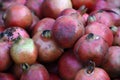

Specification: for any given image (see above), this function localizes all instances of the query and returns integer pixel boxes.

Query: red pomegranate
[102,46,120,78]
[58,49,83,80]
[20,63,50,80]
[0,41,12,71]
[75,61,110,80]
[32,17,55,36]
[71,0,97,12]
[87,10,114,27]
[52,14,84,48]
[3,4,33,29]
[32,30,63,62]
[74,33,109,66]
[42,0,72,19]
[85,22,113,46]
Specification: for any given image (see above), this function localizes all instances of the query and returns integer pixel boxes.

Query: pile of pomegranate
[0,0,120,80]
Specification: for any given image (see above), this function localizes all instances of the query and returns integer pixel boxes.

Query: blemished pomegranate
[75,61,110,80]
[32,30,63,62]
[41,0,72,19]
[32,17,55,36]
[52,14,84,48]
[0,27,29,43]
[20,63,50,80]
[0,41,12,71]
[74,33,109,66]
[58,49,83,80]
[10,37,38,65]
[85,22,113,46]
[0,73,16,80]
[102,46,120,78]
[3,4,33,29]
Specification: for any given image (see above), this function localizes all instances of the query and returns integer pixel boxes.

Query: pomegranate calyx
[22,63,30,72]
[86,33,94,40]
[87,15,96,23]
[78,5,88,15]
[109,26,118,32]
[86,61,95,74]
[41,30,51,38]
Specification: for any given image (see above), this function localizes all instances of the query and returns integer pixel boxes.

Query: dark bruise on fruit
[0,27,17,41]
[52,15,84,48]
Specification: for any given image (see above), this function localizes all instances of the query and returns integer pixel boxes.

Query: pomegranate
[71,0,97,12]
[0,27,29,43]
[10,37,38,65]
[102,46,120,78]
[25,0,44,18]
[32,17,55,36]
[0,41,12,71]
[42,0,72,19]
[58,8,86,25]
[0,73,16,80]
[32,30,63,62]
[20,63,49,80]
[85,22,113,46]
[75,61,110,80]
[87,10,114,27]
[52,15,84,48]
[58,49,83,80]
[3,4,33,29]
[74,33,109,66]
